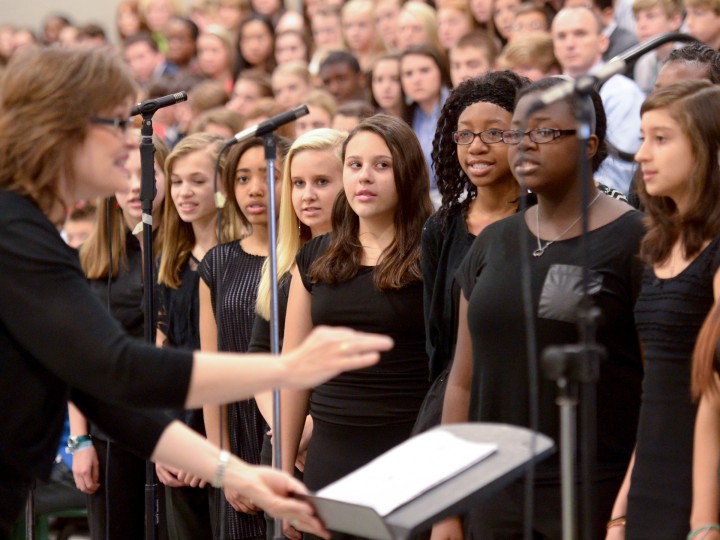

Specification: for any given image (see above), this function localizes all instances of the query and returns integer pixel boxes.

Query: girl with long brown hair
[280,115,432,539]
[607,80,720,539]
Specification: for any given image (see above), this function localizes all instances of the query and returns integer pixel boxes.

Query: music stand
[302,423,554,539]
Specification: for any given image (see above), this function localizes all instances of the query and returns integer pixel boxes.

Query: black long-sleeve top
[0,192,194,508]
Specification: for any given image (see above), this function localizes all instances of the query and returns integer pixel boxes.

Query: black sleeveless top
[627,234,720,539]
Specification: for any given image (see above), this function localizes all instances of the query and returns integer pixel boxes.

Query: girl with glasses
[436,76,644,538]
[421,69,529,409]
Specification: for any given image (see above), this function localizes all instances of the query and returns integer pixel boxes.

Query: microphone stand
[25,483,35,540]
[139,113,159,540]
[540,93,605,540]
[261,133,285,540]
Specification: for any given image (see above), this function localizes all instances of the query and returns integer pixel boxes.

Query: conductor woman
[0,45,391,537]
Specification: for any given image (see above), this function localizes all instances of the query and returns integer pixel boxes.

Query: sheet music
[316,429,497,516]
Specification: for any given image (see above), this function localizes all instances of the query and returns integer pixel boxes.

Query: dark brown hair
[309,114,432,290]
[221,136,291,231]
[638,80,720,266]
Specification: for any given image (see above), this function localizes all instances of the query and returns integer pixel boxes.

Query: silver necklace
[533,191,602,257]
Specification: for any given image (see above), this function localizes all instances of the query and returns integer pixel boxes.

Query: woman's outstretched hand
[282,326,393,388]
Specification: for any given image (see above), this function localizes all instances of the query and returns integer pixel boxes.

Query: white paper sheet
[316,430,497,516]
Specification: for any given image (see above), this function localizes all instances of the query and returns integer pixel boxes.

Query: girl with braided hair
[422,70,530,385]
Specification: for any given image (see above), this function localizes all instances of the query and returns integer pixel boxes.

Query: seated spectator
[368,53,408,119]
[497,32,561,81]
[272,61,312,109]
[397,2,442,52]
[76,23,109,47]
[331,100,375,131]
[123,32,177,90]
[196,24,235,94]
[565,0,639,62]
[237,13,276,73]
[165,17,199,73]
[342,0,386,71]
[11,28,38,54]
[631,0,683,93]
[508,3,552,40]
[448,30,499,87]
[400,44,451,204]
[42,14,72,45]
[64,203,98,250]
[319,50,367,104]
[139,0,186,52]
[295,89,337,136]
[243,98,297,139]
[437,0,476,50]
[189,106,244,137]
[249,0,285,26]
[116,0,148,40]
[684,0,720,50]
[275,30,310,65]
[58,25,79,46]
[655,42,720,88]
[492,0,522,42]
[275,10,306,34]
[310,6,344,53]
[215,0,250,39]
[552,6,644,194]
[374,0,402,50]
[227,69,273,116]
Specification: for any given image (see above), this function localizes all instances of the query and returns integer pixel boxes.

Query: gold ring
[340,342,350,352]
[290,518,300,528]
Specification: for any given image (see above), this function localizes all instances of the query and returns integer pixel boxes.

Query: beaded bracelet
[212,450,230,488]
[687,524,720,540]
[606,516,626,529]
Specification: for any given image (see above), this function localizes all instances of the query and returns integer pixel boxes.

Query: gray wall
[2,0,124,45]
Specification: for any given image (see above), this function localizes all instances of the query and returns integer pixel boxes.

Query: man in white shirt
[552,6,645,194]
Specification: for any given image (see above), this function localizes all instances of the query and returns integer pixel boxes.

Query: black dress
[455,210,645,539]
[157,256,213,540]
[422,209,477,381]
[198,241,266,540]
[296,236,430,497]
[626,234,720,539]
[86,231,152,540]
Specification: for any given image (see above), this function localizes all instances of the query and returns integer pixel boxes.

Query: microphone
[228,104,309,144]
[529,32,699,112]
[130,91,188,116]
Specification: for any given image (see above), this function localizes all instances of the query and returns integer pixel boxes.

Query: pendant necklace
[533,191,602,257]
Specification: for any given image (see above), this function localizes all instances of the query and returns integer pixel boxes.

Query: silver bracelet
[212,450,230,488]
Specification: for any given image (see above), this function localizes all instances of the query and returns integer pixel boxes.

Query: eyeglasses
[89,116,132,133]
[501,128,577,145]
[452,128,505,145]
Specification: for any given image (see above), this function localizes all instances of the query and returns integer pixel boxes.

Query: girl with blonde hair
[71,133,168,539]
